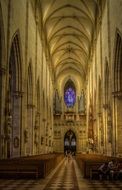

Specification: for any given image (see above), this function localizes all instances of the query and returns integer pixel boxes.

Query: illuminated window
[64,84,76,107]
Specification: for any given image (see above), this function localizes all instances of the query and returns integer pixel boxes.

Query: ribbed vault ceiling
[40,0,99,83]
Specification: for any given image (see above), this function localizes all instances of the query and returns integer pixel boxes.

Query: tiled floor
[43,157,79,190]
[0,157,122,190]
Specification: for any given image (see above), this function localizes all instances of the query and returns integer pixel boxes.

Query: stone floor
[0,157,122,190]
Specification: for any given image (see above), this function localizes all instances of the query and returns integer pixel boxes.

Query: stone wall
[0,0,54,158]
[86,0,122,156]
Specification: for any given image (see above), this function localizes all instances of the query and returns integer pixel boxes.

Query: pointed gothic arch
[7,31,22,158]
[64,79,76,107]
[113,30,122,155]
[114,31,122,93]
[0,3,5,158]
[64,129,76,154]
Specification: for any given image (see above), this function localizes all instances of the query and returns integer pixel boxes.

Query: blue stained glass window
[64,87,76,107]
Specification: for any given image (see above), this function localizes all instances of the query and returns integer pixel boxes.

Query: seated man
[108,160,119,180]
[98,162,109,180]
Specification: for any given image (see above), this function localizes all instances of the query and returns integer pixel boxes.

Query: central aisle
[43,157,79,190]
[0,156,122,190]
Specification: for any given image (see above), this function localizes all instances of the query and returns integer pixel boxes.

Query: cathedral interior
[0,0,122,189]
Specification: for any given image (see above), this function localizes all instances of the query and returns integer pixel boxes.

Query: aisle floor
[0,157,122,190]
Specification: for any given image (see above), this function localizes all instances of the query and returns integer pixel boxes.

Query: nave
[0,157,122,190]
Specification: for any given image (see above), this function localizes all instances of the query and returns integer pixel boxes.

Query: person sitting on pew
[108,160,119,180]
[98,162,109,180]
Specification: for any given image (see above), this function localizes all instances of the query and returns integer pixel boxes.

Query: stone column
[34,111,40,155]
[98,112,104,153]
[0,67,6,158]
[25,104,35,156]
[12,91,23,158]
[112,92,122,156]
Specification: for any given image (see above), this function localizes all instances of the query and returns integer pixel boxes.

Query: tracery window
[64,87,76,107]
[64,80,76,107]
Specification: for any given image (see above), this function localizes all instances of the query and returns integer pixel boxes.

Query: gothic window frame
[64,80,76,107]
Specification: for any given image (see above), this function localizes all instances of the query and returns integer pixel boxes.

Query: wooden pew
[0,153,64,179]
[76,153,122,179]
[0,164,39,179]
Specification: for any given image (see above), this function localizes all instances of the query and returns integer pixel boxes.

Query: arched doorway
[64,130,76,155]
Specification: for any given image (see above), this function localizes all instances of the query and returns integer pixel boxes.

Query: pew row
[76,153,122,179]
[0,153,63,179]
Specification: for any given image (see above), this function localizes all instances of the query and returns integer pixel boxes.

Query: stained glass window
[64,87,76,107]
